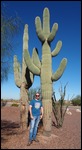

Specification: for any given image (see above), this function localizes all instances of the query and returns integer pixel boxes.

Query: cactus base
[43,130,51,137]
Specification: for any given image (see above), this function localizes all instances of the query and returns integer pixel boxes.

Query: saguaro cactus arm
[51,41,62,57]
[35,17,45,42]
[24,49,40,75]
[13,55,21,88]
[51,58,67,81]
[24,24,40,75]
[43,7,50,37]
[32,48,41,69]
[48,23,58,42]
[25,48,41,88]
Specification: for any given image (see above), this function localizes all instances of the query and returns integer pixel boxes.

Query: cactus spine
[24,8,67,135]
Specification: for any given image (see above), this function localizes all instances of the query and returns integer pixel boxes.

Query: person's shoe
[27,140,32,146]
[33,138,39,142]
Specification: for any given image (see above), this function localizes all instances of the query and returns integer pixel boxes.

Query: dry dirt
[1,106,81,149]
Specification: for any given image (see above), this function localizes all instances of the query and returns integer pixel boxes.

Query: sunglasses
[36,95,40,97]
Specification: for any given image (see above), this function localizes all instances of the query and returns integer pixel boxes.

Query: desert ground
[1,105,81,149]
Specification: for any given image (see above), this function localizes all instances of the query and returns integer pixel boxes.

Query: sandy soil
[1,106,81,149]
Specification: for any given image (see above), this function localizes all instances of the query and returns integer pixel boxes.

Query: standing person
[27,92,43,146]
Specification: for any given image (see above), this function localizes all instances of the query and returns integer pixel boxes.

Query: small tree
[1,2,22,81]
[52,83,69,128]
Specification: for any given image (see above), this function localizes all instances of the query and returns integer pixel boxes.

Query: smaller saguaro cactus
[13,24,38,130]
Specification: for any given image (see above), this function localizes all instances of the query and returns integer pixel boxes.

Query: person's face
[35,94,40,99]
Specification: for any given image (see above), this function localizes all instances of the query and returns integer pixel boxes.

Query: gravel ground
[1,106,81,149]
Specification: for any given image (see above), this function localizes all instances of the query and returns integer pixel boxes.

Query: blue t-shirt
[29,99,43,116]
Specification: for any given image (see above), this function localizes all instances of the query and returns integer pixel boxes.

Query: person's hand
[40,115,43,119]
[31,115,34,119]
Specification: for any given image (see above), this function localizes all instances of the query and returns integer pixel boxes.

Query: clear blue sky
[1,1,81,100]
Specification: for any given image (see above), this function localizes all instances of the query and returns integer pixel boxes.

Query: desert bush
[52,83,69,128]
[11,103,19,107]
[71,99,81,106]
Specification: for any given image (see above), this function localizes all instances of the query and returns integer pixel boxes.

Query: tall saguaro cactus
[13,25,37,130]
[24,8,67,135]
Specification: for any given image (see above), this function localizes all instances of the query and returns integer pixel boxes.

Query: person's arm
[29,105,34,119]
[40,106,43,119]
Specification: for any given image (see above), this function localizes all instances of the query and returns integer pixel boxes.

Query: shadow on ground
[1,120,20,143]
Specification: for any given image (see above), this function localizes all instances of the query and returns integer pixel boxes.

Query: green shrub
[11,103,19,107]
[71,99,81,106]
[71,95,81,106]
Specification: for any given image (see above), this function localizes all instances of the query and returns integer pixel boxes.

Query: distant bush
[71,95,81,106]
[11,103,19,107]
[71,99,81,106]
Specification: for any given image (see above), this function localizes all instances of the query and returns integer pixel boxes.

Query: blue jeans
[29,116,40,141]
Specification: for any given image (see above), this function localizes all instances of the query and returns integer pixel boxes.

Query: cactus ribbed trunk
[41,41,52,134]
[20,83,28,130]
[20,48,28,130]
